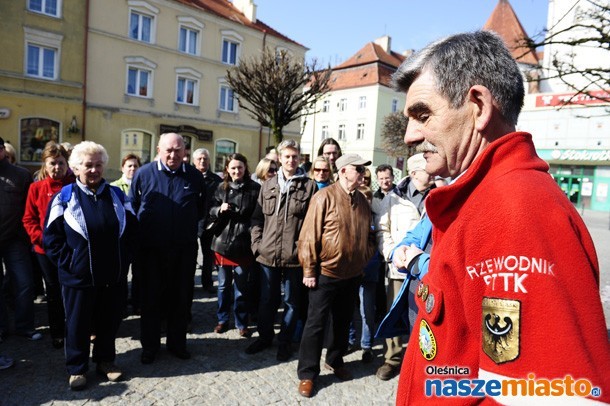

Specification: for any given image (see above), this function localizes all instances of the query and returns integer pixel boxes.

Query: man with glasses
[193,148,222,293]
[317,138,342,174]
[296,154,376,398]
[376,153,435,381]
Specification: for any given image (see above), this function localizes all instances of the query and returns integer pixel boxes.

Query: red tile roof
[483,0,539,65]
[174,0,306,49]
[327,42,406,90]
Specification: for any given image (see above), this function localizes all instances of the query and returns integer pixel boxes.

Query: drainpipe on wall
[258,29,268,158]
[80,0,90,141]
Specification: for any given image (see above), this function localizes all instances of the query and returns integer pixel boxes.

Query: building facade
[0,0,306,179]
[516,0,610,211]
[300,36,407,175]
[0,0,86,169]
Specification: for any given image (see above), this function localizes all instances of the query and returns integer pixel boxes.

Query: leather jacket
[209,178,260,258]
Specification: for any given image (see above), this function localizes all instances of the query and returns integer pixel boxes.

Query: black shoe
[346,343,359,355]
[245,339,271,355]
[361,349,374,363]
[168,347,191,360]
[52,338,64,349]
[141,350,156,364]
[276,343,293,362]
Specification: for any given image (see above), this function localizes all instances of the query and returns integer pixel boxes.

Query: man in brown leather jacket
[296,153,376,398]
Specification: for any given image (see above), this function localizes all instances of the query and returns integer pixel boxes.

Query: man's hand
[303,277,317,288]
[393,244,423,269]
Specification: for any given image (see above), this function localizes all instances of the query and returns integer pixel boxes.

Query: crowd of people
[0,29,608,403]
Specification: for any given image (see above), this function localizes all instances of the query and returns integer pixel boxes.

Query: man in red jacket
[392,30,610,405]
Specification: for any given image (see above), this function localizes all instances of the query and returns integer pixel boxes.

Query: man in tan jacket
[296,154,376,398]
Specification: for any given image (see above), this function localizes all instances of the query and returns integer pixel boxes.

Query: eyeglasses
[354,166,366,174]
[313,168,329,173]
[268,167,277,173]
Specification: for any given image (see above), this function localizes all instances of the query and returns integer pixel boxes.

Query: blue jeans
[256,265,303,344]
[217,264,250,330]
[0,239,35,334]
[349,280,377,349]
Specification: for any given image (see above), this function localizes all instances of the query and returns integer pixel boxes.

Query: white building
[300,36,408,174]
[515,0,610,211]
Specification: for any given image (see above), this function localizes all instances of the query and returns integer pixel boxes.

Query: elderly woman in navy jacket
[44,141,136,390]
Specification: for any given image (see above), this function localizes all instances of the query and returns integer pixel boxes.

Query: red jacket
[23,173,75,254]
[397,133,610,405]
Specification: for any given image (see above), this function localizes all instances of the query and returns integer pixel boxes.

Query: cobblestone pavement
[1,209,608,405]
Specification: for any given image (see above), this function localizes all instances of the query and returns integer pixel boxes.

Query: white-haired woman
[44,141,136,390]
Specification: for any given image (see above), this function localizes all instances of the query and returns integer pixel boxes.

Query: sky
[255,0,550,66]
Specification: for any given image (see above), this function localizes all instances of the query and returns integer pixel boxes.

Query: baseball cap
[335,153,371,170]
[407,153,426,172]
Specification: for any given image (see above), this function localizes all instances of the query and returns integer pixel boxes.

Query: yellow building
[0,0,307,178]
[0,0,86,171]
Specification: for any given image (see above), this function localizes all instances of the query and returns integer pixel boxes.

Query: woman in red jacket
[23,142,75,349]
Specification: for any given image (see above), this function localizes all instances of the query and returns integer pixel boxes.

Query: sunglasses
[354,166,366,174]
[313,168,329,173]
[268,167,277,173]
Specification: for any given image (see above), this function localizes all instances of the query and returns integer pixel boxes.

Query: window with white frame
[359,96,367,110]
[177,77,197,105]
[322,100,330,113]
[125,56,156,98]
[128,1,159,43]
[219,83,236,112]
[356,123,365,140]
[178,17,203,56]
[321,125,329,140]
[391,98,398,113]
[338,124,346,141]
[28,0,61,17]
[24,27,62,80]
[175,68,201,105]
[339,98,347,112]
[221,30,243,65]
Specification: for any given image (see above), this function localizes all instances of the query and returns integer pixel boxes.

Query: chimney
[374,35,391,53]
[232,0,257,23]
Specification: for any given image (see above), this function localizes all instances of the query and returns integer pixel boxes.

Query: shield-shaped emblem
[482,297,520,364]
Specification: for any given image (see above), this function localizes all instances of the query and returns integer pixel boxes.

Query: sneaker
[376,363,398,381]
[0,355,14,370]
[245,339,271,355]
[361,349,374,363]
[96,362,123,382]
[69,374,87,390]
[20,331,42,341]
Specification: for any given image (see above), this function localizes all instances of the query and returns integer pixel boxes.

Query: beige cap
[407,153,426,172]
[335,153,372,170]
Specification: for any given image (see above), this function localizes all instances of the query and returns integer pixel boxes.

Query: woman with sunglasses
[308,156,334,189]
[253,157,278,184]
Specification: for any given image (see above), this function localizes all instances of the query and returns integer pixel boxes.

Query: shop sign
[536,90,610,108]
[160,124,212,141]
[544,149,610,162]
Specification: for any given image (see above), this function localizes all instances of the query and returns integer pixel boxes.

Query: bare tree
[380,112,414,158]
[523,0,610,104]
[226,49,331,144]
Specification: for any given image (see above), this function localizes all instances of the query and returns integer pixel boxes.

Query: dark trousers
[199,233,215,288]
[62,283,126,375]
[140,243,197,353]
[297,274,361,380]
[36,253,65,339]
